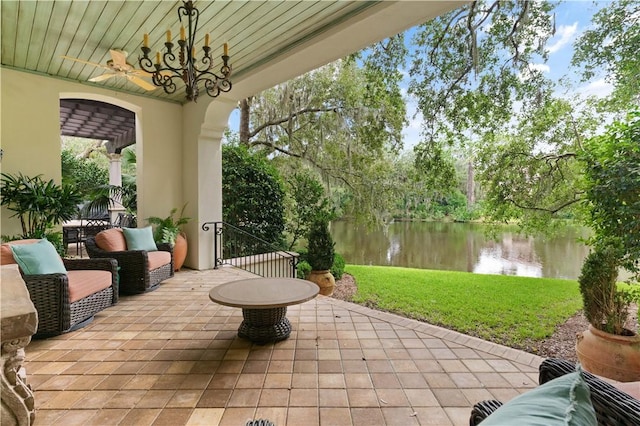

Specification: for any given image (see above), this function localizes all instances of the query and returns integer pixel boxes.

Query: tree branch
[504,194,584,214]
[249,107,340,138]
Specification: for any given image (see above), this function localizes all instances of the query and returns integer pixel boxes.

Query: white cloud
[578,78,614,99]
[529,63,550,74]
[547,22,578,53]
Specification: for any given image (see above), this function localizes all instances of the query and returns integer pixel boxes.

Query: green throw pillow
[482,370,597,425]
[122,226,157,251]
[10,239,67,275]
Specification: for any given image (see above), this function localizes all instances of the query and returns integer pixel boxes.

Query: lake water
[331,221,591,280]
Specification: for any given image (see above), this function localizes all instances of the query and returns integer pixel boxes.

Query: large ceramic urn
[307,270,335,296]
[173,233,188,271]
[576,325,640,382]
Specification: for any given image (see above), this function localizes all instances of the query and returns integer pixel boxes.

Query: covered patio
[25,268,541,426]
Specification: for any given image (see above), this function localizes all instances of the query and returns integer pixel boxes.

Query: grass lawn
[346,265,582,348]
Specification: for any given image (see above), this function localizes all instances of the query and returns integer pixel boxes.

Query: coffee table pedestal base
[239,307,292,344]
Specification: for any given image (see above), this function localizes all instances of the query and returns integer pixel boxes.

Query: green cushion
[10,239,67,275]
[482,371,597,425]
[122,226,157,251]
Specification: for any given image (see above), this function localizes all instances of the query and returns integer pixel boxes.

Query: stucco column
[182,98,236,270]
[107,153,125,222]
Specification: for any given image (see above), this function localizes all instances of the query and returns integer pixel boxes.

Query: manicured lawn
[346,265,582,348]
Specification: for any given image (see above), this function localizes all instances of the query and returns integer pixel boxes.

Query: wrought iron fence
[201,221,298,278]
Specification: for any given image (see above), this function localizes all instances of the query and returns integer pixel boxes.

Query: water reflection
[331,221,591,280]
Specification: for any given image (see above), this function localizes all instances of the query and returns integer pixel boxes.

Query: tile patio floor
[25,267,544,426]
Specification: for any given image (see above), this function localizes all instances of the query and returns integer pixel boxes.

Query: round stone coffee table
[209,277,319,344]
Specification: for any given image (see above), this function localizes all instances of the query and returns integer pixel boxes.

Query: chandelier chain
[138,0,232,102]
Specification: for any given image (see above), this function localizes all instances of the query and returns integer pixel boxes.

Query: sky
[229,1,611,151]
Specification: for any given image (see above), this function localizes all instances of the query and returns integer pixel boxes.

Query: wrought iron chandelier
[138,0,232,102]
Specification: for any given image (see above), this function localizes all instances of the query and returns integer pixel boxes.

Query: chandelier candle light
[139,0,231,102]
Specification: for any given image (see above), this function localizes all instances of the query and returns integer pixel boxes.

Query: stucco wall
[0,68,183,241]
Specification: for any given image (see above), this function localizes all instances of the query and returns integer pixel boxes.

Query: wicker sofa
[0,239,118,338]
[85,228,173,295]
[470,358,640,425]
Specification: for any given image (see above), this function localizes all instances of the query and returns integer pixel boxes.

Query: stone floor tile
[444,406,473,425]
[136,390,176,408]
[151,407,193,425]
[95,374,134,390]
[258,388,290,406]
[227,388,261,407]
[264,373,292,388]
[412,406,453,425]
[318,373,345,388]
[105,389,147,409]
[319,388,349,407]
[54,409,99,425]
[74,390,118,409]
[347,388,379,407]
[448,372,483,388]
[287,407,319,426]
[88,408,130,425]
[380,407,420,426]
[319,407,353,425]
[405,388,440,407]
[290,373,317,389]
[38,374,79,390]
[253,406,288,425]
[32,409,64,424]
[219,407,256,426]
[197,389,232,408]
[185,408,224,426]
[431,388,471,407]
[41,390,86,409]
[351,407,385,425]
[397,372,429,388]
[289,388,318,406]
[166,389,204,408]
[370,373,402,389]
[235,373,266,389]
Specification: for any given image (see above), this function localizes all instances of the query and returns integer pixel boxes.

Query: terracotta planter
[173,233,188,271]
[576,325,640,382]
[307,270,335,296]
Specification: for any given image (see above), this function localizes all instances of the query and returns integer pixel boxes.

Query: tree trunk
[466,160,475,207]
[239,97,251,145]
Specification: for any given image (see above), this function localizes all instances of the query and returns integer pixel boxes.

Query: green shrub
[307,217,335,270]
[331,253,345,279]
[222,145,286,252]
[296,260,311,279]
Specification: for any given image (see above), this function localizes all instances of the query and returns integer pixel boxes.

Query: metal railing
[201,221,298,278]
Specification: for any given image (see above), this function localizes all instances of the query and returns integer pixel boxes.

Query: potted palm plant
[147,204,191,271]
[575,111,640,382]
[1,172,82,254]
[306,216,336,296]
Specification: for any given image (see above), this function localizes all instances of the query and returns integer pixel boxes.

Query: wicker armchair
[22,258,118,338]
[85,235,174,295]
[469,358,640,425]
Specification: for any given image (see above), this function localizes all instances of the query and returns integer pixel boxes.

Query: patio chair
[469,358,640,425]
[85,228,174,295]
[113,212,137,228]
[0,239,118,338]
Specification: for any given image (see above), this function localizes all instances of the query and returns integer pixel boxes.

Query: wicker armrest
[156,242,173,254]
[63,257,118,273]
[469,400,504,425]
[540,358,640,425]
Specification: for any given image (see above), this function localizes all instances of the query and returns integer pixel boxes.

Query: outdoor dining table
[209,277,319,344]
